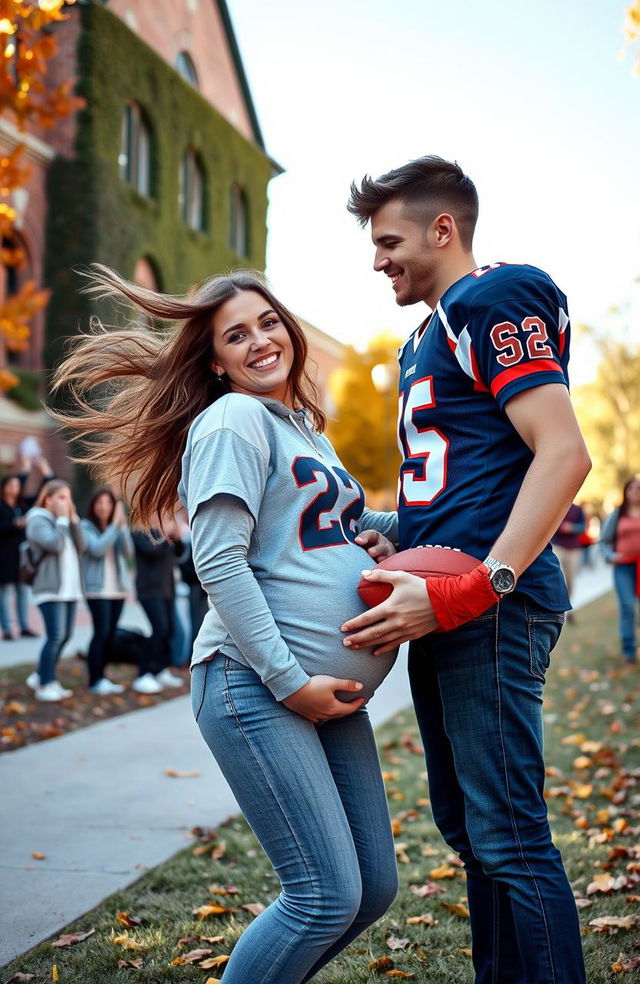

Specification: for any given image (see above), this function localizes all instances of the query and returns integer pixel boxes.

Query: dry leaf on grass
[368,955,394,971]
[209,883,240,896]
[171,948,214,965]
[395,843,410,864]
[52,966,58,982]
[409,882,445,898]
[5,974,36,982]
[112,934,147,950]
[611,952,640,972]
[242,902,266,916]
[429,864,457,879]
[165,767,200,778]
[385,972,414,979]
[588,915,640,933]
[117,959,143,969]
[51,929,95,947]
[193,903,238,921]
[386,936,410,951]
[441,902,470,918]
[406,913,437,926]
[200,955,230,970]
[116,911,143,928]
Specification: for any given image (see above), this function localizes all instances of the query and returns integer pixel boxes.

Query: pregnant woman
[52,266,399,983]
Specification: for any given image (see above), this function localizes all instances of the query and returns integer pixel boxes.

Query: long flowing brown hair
[51,265,326,529]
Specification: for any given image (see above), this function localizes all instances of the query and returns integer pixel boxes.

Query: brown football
[357,546,479,608]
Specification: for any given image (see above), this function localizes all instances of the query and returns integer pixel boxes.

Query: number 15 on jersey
[399,376,449,506]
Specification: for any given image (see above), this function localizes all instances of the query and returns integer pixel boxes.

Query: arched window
[180,150,205,232]
[175,51,199,88]
[119,102,152,197]
[229,185,249,257]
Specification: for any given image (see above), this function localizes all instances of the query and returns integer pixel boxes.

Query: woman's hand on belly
[355,529,397,561]
[282,675,365,724]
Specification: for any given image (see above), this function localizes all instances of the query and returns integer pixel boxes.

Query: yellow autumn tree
[572,321,640,506]
[0,0,83,392]
[328,333,401,502]
[622,1,640,74]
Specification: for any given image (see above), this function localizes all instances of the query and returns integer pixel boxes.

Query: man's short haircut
[347,155,479,250]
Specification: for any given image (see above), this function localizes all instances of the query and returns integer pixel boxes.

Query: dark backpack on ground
[108,627,150,666]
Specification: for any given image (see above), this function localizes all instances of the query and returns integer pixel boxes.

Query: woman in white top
[80,488,133,694]
[25,480,86,702]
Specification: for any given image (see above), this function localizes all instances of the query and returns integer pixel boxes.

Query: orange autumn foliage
[0,1,83,392]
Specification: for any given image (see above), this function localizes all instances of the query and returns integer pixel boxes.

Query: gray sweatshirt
[178,393,398,701]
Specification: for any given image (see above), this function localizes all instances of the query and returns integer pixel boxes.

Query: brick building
[0,0,345,482]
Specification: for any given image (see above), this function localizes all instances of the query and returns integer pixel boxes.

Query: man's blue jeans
[191,654,398,984]
[613,563,638,662]
[37,601,77,685]
[409,593,585,984]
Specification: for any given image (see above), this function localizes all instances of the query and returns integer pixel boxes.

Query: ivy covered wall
[44,0,272,372]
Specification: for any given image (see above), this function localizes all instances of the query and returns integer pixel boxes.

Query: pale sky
[228,0,640,384]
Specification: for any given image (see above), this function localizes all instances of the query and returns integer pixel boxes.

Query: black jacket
[0,500,26,584]
[132,530,184,600]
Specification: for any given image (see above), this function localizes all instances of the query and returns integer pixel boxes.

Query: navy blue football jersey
[397,262,570,611]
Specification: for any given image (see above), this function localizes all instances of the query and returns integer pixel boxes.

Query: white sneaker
[26,671,40,690]
[155,668,183,689]
[36,681,72,702]
[89,678,125,696]
[132,672,163,694]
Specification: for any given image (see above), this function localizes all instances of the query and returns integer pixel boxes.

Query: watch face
[493,568,516,594]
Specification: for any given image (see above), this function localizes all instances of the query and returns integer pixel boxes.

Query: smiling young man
[343,156,589,984]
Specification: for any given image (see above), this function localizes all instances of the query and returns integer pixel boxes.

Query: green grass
[3,592,639,982]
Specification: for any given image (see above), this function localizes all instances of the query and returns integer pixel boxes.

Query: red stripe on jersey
[558,330,567,357]
[490,359,564,397]
[469,344,489,393]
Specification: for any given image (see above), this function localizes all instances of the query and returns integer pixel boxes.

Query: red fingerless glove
[425,563,500,632]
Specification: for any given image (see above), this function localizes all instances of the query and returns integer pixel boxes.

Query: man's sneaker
[20,628,39,638]
[155,668,183,689]
[89,678,125,696]
[26,671,40,690]
[132,672,163,694]
[36,681,72,702]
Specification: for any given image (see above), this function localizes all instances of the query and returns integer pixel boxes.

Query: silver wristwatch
[483,555,517,595]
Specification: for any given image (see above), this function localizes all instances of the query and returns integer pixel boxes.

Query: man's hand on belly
[354,529,397,561]
[341,570,438,655]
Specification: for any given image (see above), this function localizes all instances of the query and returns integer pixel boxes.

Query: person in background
[81,488,133,694]
[175,526,208,653]
[600,475,640,665]
[552,501,586,620]
[25,480,86,701]
[0,455,55,640]
[131,523,185,693]
[0,475,33,640]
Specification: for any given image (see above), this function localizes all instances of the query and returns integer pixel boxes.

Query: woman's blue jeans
[613,563,638,662]
[0,582,29,633]
[37,601,77,685]
[409,593,585,984]
[191,655,398,984]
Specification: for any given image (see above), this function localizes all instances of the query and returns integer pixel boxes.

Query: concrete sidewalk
[0,562,613,966]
